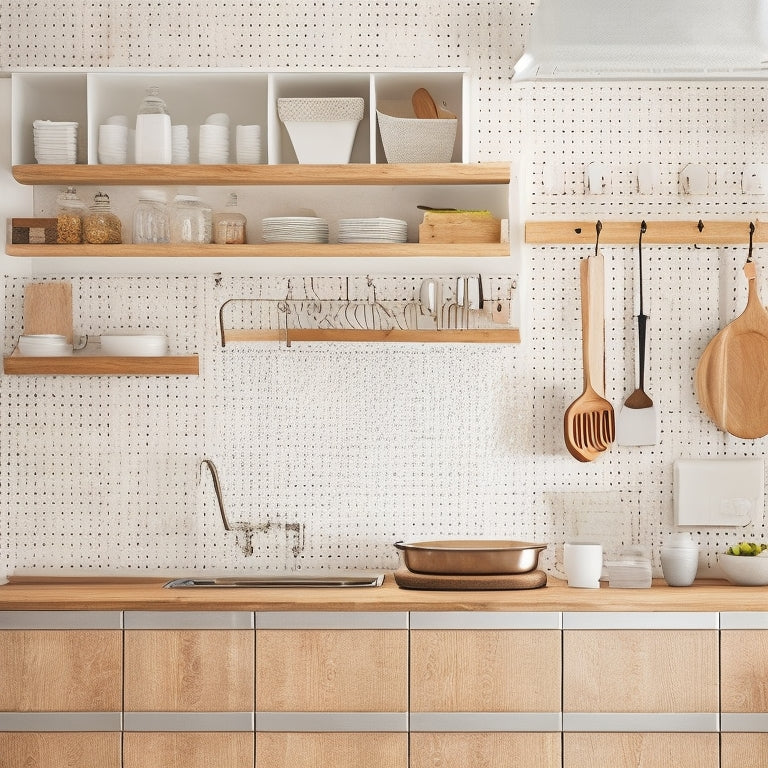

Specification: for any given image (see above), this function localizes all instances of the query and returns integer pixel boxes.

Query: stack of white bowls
[198,113,230,164]
[33,120,78,164]
[235,124,261,164]
[660,532,699,586]
[100,333,168,356]
[18,334,72,356]
[98,115,129,164]
[171,125,190,164]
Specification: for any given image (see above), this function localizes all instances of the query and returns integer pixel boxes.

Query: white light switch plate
[674,458,764,527]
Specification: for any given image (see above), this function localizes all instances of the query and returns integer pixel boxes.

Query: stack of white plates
[338,217,408,243]
[98,124,129,164]
[235,124,261,164]
[199,113,230,164]
[33,120,78,164]
[100,334,168,356]
[171,124,190,164]
[18,334,72,356]
[262,217,329,243]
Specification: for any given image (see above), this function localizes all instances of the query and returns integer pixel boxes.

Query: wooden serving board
[393,567,547,590]
[696,261,768,438]
[23,282,73,344]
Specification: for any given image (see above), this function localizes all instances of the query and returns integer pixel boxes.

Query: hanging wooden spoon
[412,88,439,119]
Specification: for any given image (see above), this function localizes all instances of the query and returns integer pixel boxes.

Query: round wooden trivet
[393,567,547,590]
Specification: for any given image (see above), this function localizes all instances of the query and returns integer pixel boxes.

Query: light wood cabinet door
[721,630,768,712]
[410,629,561,713]
[256,733,407,768]
[0,732,121,768]
[124,629,254,712]
[721,733,768,768]
[564,733,719,768]
[0,630,121,711]
[123,732,254,768]
[410,733,561,768]
[256,629,407,712]
[563,630,718,713]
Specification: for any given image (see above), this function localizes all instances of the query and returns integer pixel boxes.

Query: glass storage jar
[56,186,86,244]
[83,192,122,244]
[213,192,247,244]
[171,194,212,244]
[132,189,170,244]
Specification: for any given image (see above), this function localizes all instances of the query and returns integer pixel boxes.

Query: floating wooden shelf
[3,348,199,376]
[12,162,511,187]
[6,242,510,259]
[222,328,520,345]
[525,219,768,246]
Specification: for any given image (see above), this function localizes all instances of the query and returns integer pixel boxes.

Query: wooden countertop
[1,575,767,612]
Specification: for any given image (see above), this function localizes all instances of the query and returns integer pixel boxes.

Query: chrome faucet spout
[200,459,232,531]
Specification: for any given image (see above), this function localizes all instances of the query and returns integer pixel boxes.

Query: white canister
[563,542,603,588]
[660,533,699,587]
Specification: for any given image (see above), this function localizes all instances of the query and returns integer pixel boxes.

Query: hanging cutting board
[695,261,768,438]
[23,282,73,344]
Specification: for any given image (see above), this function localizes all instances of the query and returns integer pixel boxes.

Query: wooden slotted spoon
[564,245,615,461]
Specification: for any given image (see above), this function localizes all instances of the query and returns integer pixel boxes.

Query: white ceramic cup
[564,542,603,588]
[660,548,699,587]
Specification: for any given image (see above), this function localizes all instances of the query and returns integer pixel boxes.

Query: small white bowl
[100,334,168,357]
[718,553,768,586]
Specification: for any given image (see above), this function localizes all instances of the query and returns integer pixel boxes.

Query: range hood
[514,0,768,80]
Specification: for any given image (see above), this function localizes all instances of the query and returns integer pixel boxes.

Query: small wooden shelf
[222,328,520,344]
[3,348,199,376]
[6,242,510,259]
[12,162,511,187]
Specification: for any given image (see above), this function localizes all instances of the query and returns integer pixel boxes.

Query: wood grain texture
[0,630,121,711]
[0,577,766,612]
[223,329,521,344]
[23,282,73,343]
[256,629,407,712]
[124,630,254,711]
[0,733,121,768]
[411,733,561,768]
[721,630,768,712]
[410,630,561,712]
[721,733,768,768]
[563,630,718,713]
[123,733,254,768]
[256,733,407,768]
[3,350,199,376]
[563,733,719,768]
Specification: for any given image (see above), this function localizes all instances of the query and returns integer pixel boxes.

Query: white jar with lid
[132,189,170,244]
[135,85,172,164]
[660,533,699,587]
[171,194,212,244]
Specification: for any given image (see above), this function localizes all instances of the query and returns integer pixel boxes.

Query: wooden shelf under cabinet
[6,242,510,259]
[11,162,511,187]
[3,348,199,375]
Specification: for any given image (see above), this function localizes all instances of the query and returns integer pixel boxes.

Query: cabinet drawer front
[721,630,768,713]
[563,733,719,768]
[411,733,561,768]
[0,732,121,768]
[255,611,407,630]
[563,630,718,713]
[123,732,254,768]
[256,732,407,768]
[0,611,122,629]
[256,629,407,712]
[124,630,254,712]
[124,611,253,629]
[410,630,561,713]
[0,713,122,732]
[0,630,122,712]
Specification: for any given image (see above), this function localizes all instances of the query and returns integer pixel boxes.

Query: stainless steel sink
[164,574,385,589]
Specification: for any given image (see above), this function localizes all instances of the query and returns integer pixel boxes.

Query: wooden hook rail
[525,220,768,246]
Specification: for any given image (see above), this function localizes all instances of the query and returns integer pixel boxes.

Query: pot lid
[514,0,768,81]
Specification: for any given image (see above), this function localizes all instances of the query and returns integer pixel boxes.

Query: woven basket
[377,105,457,164]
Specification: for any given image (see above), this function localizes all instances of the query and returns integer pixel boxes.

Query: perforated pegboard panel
[3,1,768,580]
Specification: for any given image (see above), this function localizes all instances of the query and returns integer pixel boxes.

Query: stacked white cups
[660,533,699,586]
[171,125,190,164]
[235,124,262,164]
[199,113,230,164]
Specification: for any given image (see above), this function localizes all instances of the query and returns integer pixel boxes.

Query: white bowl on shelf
[278,97,364,164]
[718,553,768,586]
[99,334,168,356]
[18,334,72,356]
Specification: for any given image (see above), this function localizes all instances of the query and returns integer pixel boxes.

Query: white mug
[564,542,603,588]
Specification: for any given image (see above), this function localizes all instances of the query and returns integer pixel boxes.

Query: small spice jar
[171,194,212,244]
[56,186,86,244]
[83,192,122,244]
[213,192,247,244]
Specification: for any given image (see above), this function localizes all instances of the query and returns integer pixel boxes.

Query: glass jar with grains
[56,186,86,244]
[213,192,247,244]
[83,192,122,244]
